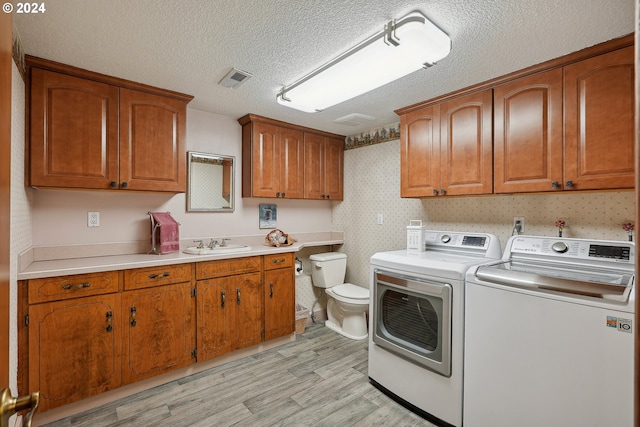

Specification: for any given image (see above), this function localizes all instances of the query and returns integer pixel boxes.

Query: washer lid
[332,283,369,299]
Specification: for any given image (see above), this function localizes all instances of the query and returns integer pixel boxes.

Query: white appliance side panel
[464,283,634,427]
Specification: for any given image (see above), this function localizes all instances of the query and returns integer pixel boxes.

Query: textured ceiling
[14,0,635,135]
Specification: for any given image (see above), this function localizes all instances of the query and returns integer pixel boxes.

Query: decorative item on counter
[622,220,634,242]
[555,219,565,237]
[265,229,297,247]
[149,212,180,254]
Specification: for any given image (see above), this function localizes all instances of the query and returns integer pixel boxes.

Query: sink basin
[183,244,252,255]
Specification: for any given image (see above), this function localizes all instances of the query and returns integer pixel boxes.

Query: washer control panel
[509,236,634,264]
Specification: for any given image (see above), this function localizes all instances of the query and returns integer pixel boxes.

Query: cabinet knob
[129,306,137,327]
[432,189,438,196]
[106,311,113,333]
[121,182,128,188]
[281,192,286,198]
[552,181,560,189]
[110,181,117,188]
[276,192,280,198]
[566,180,574,188]
[440,188,446,196]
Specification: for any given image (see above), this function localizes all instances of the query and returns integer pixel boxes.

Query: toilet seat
[332,283,369,299]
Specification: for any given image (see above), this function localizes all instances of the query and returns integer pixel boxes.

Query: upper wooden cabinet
[238,114,344,200]
[400,90,492,197]
[27,56,192,192]
[564,46,635,191]
[399,35,634,196]
[493,68,564,193]
[304,133,344,200]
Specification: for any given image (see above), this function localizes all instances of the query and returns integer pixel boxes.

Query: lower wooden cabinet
[121,282,196,384]
[264,254,295,340]
[21,255,296,411]
[28,293,122,412]
[197,272,263,362]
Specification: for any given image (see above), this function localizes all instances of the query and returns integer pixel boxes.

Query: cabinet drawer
[264,253,294,270]
[28,271,119,304]
[196,256,262,280]
[124,263,192,290]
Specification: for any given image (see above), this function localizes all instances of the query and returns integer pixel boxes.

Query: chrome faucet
[207,239,219,249]
[220,238,231,247]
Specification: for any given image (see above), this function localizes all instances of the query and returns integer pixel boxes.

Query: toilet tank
[309,252,347,288]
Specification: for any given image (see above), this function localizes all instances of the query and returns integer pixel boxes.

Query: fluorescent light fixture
[277,11,450,113]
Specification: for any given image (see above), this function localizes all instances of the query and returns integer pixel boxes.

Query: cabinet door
[440,90,493,195]
[400,105,441,197]
[232,272,263,350]
[264,268,295,340]
[324,137,344,200]
[197,278,233,362]
[121,282,195,384]
[29,68,119,189]
[303,132,325,199]
[279,127,304,198]
[119,88,187,192]
[29,294,121,411]
[494,69,563,193]
[250,122,280,197]
[564,46,635,190]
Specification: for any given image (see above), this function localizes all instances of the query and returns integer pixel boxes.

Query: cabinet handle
[269,283,274,298]
[221,290,226,308]
[236,288,241,305]
[272,258,286,264]
[148,272,170,279]
[440,188,446,195]
[121,182,128,188]
[566,180,574,188]
[110,181,117,188]
[281,192,285,198]
[432,189,438,196]
[276,192,280,198]
[106,311,113,333]
[61,282,90,290]
[130,306,137,327]
[552,181,560,189]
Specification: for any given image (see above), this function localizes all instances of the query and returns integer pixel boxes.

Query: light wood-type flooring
[40,323,436,427]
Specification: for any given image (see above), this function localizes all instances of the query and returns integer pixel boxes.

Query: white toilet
[310,252,369,340]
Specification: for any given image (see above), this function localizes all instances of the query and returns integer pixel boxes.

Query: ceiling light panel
[277,11,451,112]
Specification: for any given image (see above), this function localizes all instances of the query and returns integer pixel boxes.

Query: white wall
[10,60,31,393]
[30,108,333,247]
[333,140,636,288]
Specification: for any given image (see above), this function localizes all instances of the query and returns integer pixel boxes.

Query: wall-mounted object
[186,152,235,212]
[259,204,277,229]
[277,11,450,112]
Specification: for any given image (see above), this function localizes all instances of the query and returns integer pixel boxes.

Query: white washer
[368,231,501,427]
[464,235,635,427]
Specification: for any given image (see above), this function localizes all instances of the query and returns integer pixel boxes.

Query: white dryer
[369,230,501,427]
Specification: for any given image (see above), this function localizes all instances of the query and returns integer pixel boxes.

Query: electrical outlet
[513,216,525,234]
[377,213,384,225]
[88,212,100,227]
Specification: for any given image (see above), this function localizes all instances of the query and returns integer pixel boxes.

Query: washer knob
[441,235,451,243]
[551,241,568,253]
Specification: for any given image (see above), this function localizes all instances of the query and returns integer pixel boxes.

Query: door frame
[0,10,13,388]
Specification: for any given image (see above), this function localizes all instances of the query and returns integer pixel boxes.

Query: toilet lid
[332,283,369,299]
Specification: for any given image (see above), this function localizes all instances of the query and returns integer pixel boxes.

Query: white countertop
[19,231,344,280]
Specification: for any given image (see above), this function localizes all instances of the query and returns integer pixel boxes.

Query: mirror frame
[186,151,235,212]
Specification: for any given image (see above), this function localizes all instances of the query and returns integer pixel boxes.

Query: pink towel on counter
[150,212,180,254]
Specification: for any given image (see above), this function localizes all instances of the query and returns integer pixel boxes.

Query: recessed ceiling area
[13,0,634,135]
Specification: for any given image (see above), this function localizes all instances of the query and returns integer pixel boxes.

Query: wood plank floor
[40,323,436,427]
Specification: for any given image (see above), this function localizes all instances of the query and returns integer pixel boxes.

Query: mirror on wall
[187,152,234,212]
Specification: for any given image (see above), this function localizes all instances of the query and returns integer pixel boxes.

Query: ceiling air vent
[218,68,253,89]
[333,113,375,126]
